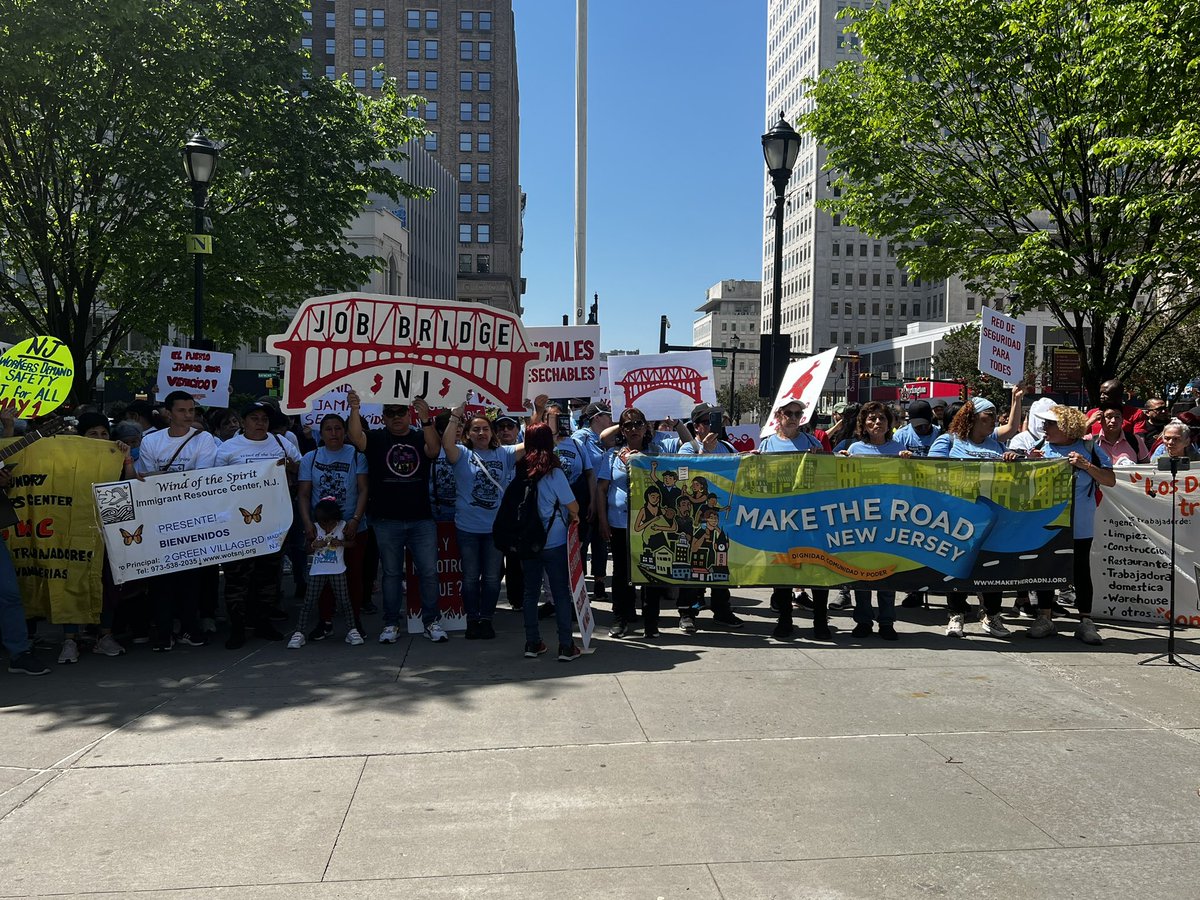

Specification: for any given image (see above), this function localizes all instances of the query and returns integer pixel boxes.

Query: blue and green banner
[628,454,1075,591]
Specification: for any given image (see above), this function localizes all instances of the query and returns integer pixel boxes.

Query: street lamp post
[182,134,219,351]
[727,333,741,423]
[760,113,801,399]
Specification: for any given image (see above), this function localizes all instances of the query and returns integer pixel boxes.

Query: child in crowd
[288,498,363,648]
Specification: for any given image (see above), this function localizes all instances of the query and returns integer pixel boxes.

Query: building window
[425,70,438,89]
[353,68,367,87]
[900,272,908,286]
[900,303,907,316]
[459,102,472,121]
[477,163,490,182]
[459,132,472,151]
[459,193,472,213]
[371,69,384,89]
[831,243,840,256]
[872,331,879,343]
[858,272,866,286]
[858,303,866,315]
[303,11,313,26]
[302,37,313,51]
[966,296,975,310]
[833,214,841,226]
[844,331,852,343]
[477,254,490,273]
[460,40,473,59]
[830,303,838,316]
[425,39,438,58]
[845,243,853,257]
[479,41,492,60]
[424,131,437,151]
[354,8,367,26]
[407,38,420,58]
[477,102,491,121]
[477,193,490,213]
[477,132,491,152]
[459,223,472,243]
[325,65,336,80]
[478,72,491,91]
[407,9,420,28]
[913,302,921,316]
[872,303,880,315]
[373,8,385,26]
[872,273,880,286]
[874,243,881,257]
[477,224,490,243]
[459,163,472,182]
[886,273,894,286]
[423,100,437,120]
[459,253,473,273]
[326,38,337,55]
[858,331,866,344]
[479,11,492,30]
[460,11,473,30]
[831,273,839,285]
[354,38,367,57]
[407,70,419,89]
[425,9,438,28]
[372,38,384,57]
[326,12,336,28]
[460,71,473,90]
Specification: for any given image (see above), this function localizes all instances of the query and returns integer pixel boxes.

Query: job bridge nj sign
[267,294,542,415]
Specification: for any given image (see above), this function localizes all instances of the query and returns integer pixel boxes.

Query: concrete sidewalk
[3,590,1200,899]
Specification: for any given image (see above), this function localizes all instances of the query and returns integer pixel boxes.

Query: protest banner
[567,520,595,649]
[978,307,1027,384]
[1091,465,1199,625]
[93,460,292,584]
[0,336,74,419]
[301,382,384,430]
[0,435,123,622]
[405,520,466,632]
[155,345,233,406]
[525,325,602,399]
[628,454,1075,591]
[760,347,839,438]
[607,350,717,419]
[267,293,543,415]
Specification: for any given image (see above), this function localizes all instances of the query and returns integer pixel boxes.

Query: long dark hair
[827,404,860,446]
[523,422,561,478]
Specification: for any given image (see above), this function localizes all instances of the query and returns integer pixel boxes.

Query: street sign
[186,235,212,254]
[712,357,728,368]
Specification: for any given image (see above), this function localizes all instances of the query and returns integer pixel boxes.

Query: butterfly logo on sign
[119,525,143,546]
[240,504,263,524]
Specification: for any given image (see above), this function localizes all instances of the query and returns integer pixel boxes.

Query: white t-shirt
[309,521,347,575]
[215,433,302,467]
[135,427,218,474]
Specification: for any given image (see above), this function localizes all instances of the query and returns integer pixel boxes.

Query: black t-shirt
[364,428,433,520]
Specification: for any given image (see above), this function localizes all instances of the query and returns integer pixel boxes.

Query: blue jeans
[521,543,573,648]
[458,530,502,622]
[0,541,30,657]
[374,518,439,627]
[853,589,896,625]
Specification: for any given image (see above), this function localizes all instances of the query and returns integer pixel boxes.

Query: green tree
[1122,307,1200,405]
[0,0,430,401]
[800,0,1200,405]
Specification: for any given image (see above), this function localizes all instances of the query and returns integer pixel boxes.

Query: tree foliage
[0,0,430,399]
[1122,307,1200,405]
[800,0,1200,404]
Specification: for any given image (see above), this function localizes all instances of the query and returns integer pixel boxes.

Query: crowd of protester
[2,376,1198,676]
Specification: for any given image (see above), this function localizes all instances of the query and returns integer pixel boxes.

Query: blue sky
[511,1,767,352]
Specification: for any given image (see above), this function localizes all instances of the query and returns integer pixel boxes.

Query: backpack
[493,466,559,559]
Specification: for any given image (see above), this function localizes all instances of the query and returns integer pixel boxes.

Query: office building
[692,279,761,393]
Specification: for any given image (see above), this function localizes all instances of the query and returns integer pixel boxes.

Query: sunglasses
[382,409,408,417]
[620,420,646,429]
[779,409,804,419]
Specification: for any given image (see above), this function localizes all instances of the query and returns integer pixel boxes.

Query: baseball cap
[929,397,949,408]
[905,400,932,426]
[833,402,848,415]
[580,401,611,422]
[241,400,276,420]
[494,414,519,428]
[690,402,725,423]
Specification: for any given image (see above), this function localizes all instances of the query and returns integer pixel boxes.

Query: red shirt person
[1085,379,1146,436]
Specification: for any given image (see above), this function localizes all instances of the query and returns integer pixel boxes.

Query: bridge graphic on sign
[267,294,541,413]
[614,365,709,406]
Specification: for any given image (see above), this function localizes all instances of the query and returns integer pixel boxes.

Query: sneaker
[643,626,660,639]
[7,651,49,676]
[287,632,305,649]
[710,611,745,629]
[878,622,900,641]
[793,590,813,609]
[852,621,873,638]
[679,615,697,634]
[151,635,175,652]
[308,621,334,642]
[557,643,582,662]
[345,628,365,646]
[1058,588,1077,607]
[57,638,79,665]
[981,612,1011,638]
[829,591,852,610]
[946,614,966,638]
[609,621,628,639]
[1074,618,1103,646]
[424,622,449,643]
[93,634,126,657]
[477,620,496,640]
[200,617,218,635]
[524,640,548,658]
[464,620,481,640]
[1028,613,1057,639]
[1014,600,1036,619]
[176,631,208,647]
[378,624,401,644]
[131,633,151,645]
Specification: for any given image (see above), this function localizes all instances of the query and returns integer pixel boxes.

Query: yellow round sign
[0,336,75,418]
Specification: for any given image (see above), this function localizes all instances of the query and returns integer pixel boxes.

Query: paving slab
[616,665,1139,742]
[920,728,1200,847]
[325,737,1050,881]
[0,769,60,821]
[75,674,646,766]
[709,843,1200,900]
[0,697,151,770]
[1045,662,1200,729]
[0,758,363,896]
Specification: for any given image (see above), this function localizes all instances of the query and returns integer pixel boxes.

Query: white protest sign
[93,461,293,584]
[266,293,543,415]
[1091,465,1198,625]
[760,346,839,438]
[301,383,384,430]
[567,520,595,650]
[978,307,1026,384]
[525,325,601,399]
[606,350,717,419]
[725,425,760,453]
[155,345,233,406]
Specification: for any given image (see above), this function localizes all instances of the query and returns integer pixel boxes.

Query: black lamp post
[182,133,219,350]
[760,113,801,399]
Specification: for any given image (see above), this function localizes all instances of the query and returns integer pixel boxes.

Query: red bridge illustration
[267,295,541,412]
[614,366,709,406]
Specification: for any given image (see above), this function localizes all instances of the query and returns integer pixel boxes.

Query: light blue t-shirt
[1042,439,1110,540]
[847,439,906,456]
[893,423,940,457]
[598,445,658,529]
[679,436,735,455]
[653,433,683,454]
[537,468,577,549]
[299,444,368,526]
[450,444,519,534]
[571,427,606,473]
[928,428,1007,460]
[553,435,591,484]
[760,431,823,453]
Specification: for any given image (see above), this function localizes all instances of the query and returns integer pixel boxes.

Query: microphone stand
[1139,455,1198,670]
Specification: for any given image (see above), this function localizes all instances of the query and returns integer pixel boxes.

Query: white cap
[1027,397,1058,440]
